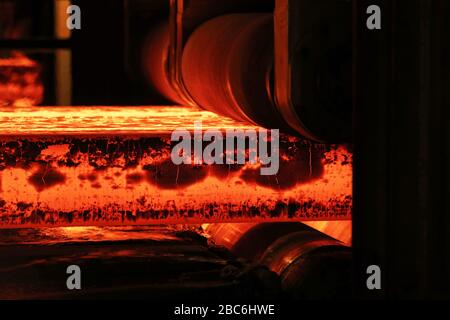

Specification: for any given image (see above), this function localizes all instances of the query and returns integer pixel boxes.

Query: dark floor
[0,226,283,300]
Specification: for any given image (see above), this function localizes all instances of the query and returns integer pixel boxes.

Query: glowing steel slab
[0,106,259,137]
[0,106,352,228]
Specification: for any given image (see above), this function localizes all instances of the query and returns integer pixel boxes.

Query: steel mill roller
[142,0,352,142]
[0,0,356,301]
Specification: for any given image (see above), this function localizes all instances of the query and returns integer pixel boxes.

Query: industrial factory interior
[0,0,449,309]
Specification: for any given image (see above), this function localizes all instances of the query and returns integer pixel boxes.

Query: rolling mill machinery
[0,0,449,300]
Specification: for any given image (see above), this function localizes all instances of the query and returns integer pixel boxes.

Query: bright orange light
[0,106,259,136]
[0,106,352,228]
[0,53,44,107]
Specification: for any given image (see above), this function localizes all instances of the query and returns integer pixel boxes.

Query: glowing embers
[0,106,258,136]
[0,134,352,227]
[0,52,44,107]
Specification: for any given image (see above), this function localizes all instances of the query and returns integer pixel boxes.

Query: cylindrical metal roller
[259,229,351,298]
[271,239,351,299]
[284,0,353,143]
[141,22,186,105]
[204,222,352,298]
[230,223,315,261]
[142,11,352,142]
[181,13,289,129]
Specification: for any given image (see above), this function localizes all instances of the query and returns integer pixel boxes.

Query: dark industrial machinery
[1,0,449,302]
[0,0,354,300]
[141,0,352,142]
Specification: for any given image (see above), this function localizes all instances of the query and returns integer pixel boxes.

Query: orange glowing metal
[0,106,352,228]
[0,54,44,107]
[0,106,259,136]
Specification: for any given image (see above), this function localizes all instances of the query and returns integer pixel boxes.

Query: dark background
[1,0,450,299]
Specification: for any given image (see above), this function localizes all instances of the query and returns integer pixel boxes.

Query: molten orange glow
[0,106,352,228]
[0,53,44,107]
[0,106,258,136]
[303,221,352,245]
